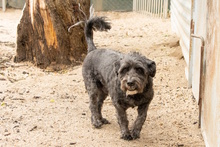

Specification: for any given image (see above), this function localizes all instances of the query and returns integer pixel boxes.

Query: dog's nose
[127,81,135,87]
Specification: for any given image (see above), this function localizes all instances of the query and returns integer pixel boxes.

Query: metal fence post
[2,0,6,12]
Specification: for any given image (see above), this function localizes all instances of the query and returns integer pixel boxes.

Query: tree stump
[15,0,90,69]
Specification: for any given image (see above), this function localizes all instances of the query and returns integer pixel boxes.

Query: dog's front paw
[101,118,110,124]
[121,133,133,141]
[91,116,103,128]
[91,117,110,128]
[92,120,103,128]
[131,130,140,140]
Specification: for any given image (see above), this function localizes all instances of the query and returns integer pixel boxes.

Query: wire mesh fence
[1,0,170,18]
[91,0,133,11]
[0,0,25,9]
[91,0,170,18]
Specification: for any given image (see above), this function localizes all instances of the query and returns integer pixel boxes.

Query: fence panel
[0,0,26,10]
[133,0,170,18]
[91,0,133,11]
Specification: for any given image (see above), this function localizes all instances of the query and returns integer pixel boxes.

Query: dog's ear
[114,60,121,76]
[147,60,156,77]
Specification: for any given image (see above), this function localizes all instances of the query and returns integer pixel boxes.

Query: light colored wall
[202,0,220,146]
[171,0,220,146]
[170,0,191,82]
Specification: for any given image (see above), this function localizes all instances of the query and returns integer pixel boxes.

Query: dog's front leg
[115,105,133,140]
[131,103,149,139]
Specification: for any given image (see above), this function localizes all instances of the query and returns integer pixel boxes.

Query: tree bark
[15,0,90,69]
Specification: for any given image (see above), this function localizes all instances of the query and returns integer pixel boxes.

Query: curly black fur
[82,16,156,140]
[85,17,111,53]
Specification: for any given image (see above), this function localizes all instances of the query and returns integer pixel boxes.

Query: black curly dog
[82,16,156,140]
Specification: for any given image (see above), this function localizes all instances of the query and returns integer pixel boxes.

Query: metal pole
[2,0,6,12]
[191,34,205,128]
[164,0,168,18]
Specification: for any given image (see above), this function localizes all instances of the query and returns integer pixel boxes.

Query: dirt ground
[0,9,205,146]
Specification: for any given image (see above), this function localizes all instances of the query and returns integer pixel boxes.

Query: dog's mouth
[125,85,140,96]
[121,85,139,96]
[126,90,138,96]
[121,79,142,96]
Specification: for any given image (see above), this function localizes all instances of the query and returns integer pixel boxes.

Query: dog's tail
[85,16,111,53]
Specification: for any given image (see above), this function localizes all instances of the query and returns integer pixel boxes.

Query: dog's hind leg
[97,92,110,125]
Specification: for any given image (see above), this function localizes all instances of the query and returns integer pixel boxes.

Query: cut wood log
[15,0,90,69]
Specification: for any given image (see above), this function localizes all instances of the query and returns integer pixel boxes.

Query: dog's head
[115,52,156,96]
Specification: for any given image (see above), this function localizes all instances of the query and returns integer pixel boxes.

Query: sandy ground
[0,9,205,146]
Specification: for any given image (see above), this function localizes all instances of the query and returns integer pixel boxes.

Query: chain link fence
[0,0,25,9]
[91,0,133,11]
[1,0,133,11]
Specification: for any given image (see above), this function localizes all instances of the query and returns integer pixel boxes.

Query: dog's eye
[120,67,129,74]
[135,67,144,74]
